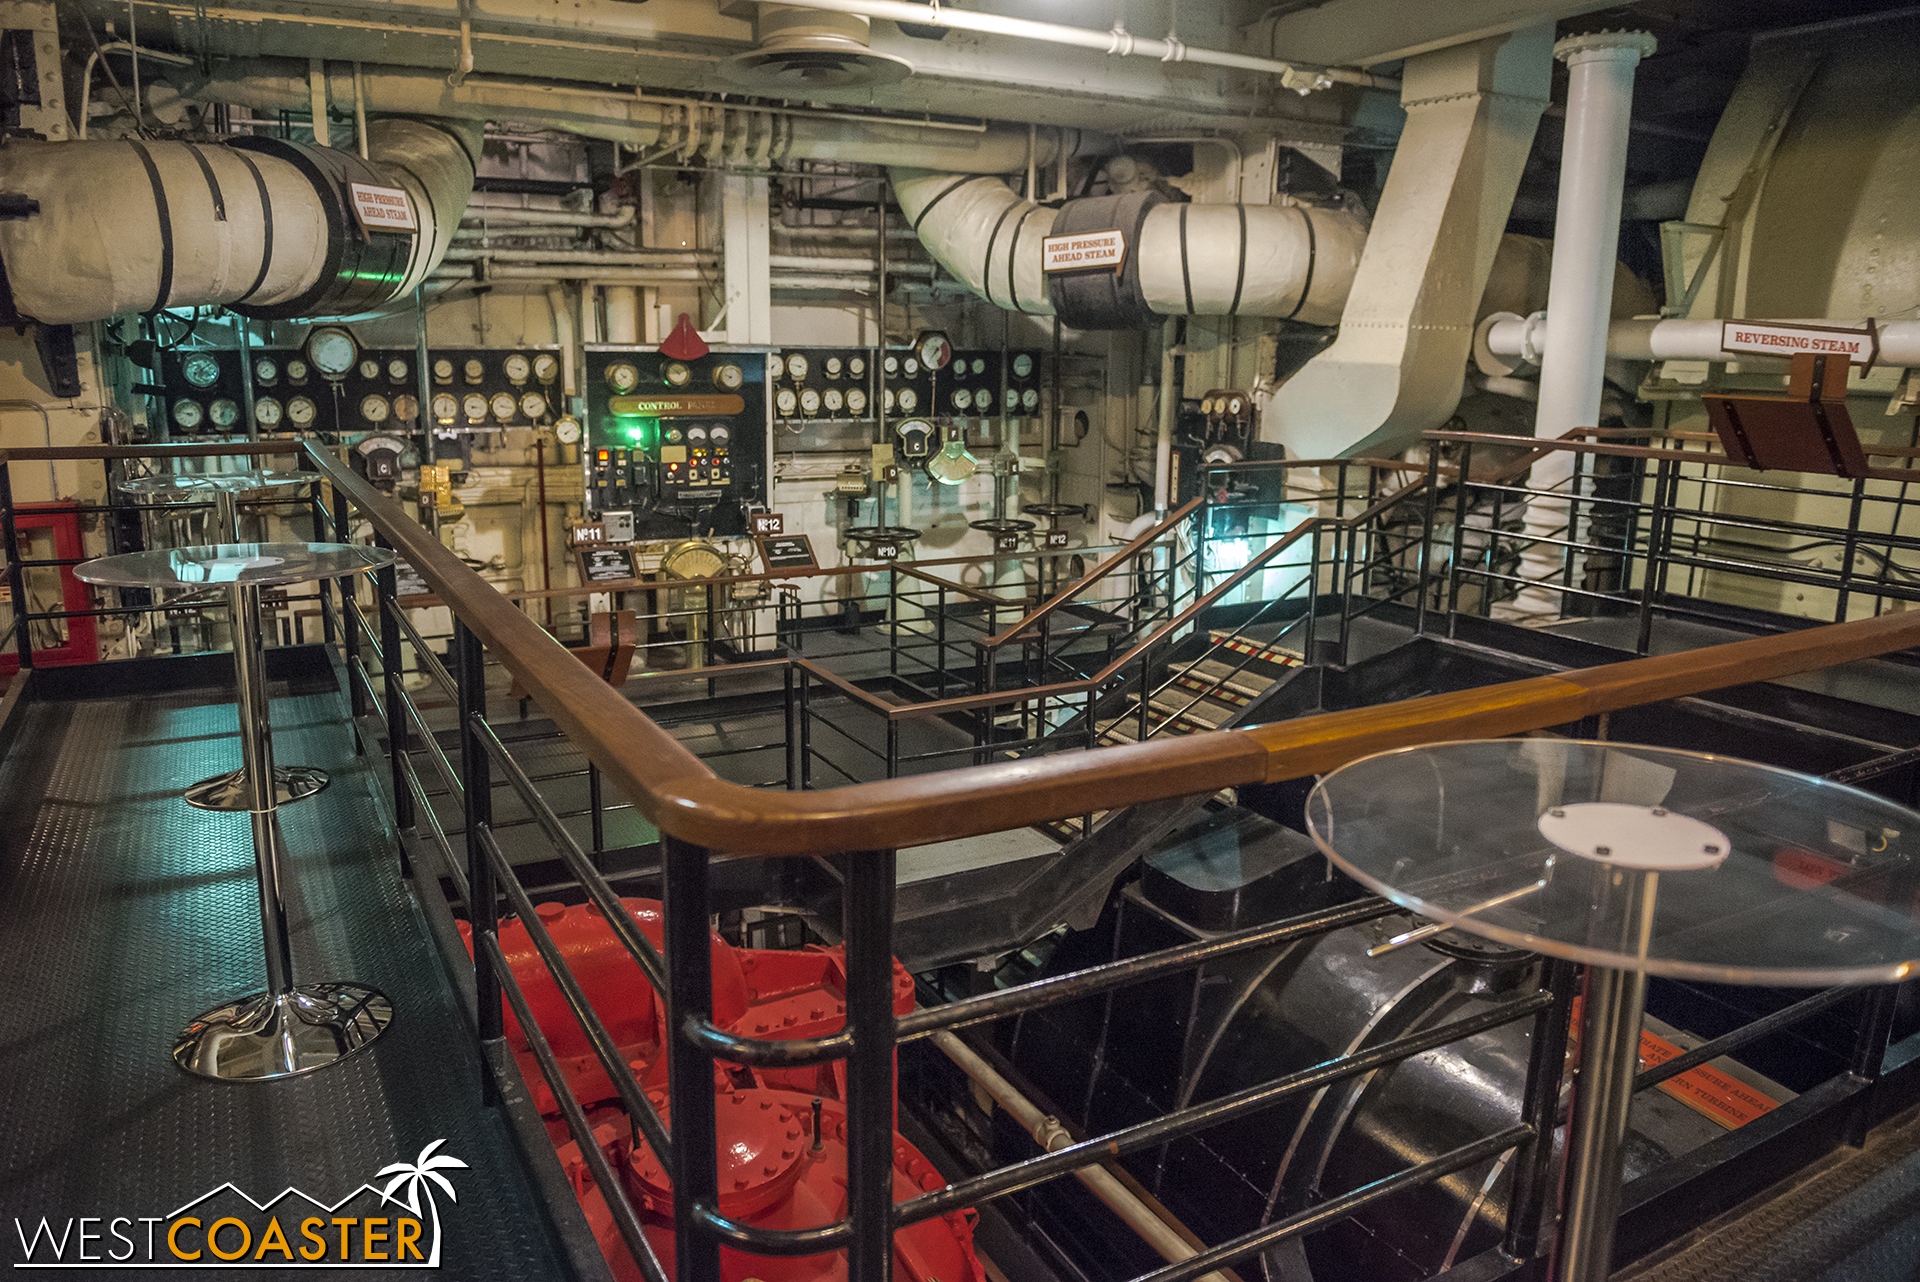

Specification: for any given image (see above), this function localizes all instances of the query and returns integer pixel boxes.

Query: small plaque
[348,182,418,233]
[994,533,1020,554]
[1044,530,1070,550]
[1721,321,1875,363]
[578,545,638,584]
[1042,229,1126,274]
[758,534,818,570]
[869,541,902,560]
[751,512,785,537]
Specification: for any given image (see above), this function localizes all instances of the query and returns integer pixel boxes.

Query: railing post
[784,661,799,790]
[334,485,367,721]
[664,834,723,1282]
[1846,984,1898,1147]
[454,619,500,1100]
[1446,442,1473,636]
[374,541,413,837]
[885,718,899,780]
[1505,957,1577,1263]
[888,564,899,676]
[588,761,605,863]
[0,459,33,669]
[311,482,336,645]
[843,848,899,1282]
[935,585,948,691]
[799,665,813,790]
[1636,458,1675,656]
[1836,476,1867,623]
[1415,448,1439,635]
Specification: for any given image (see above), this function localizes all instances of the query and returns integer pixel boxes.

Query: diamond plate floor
[0,677,570,1279]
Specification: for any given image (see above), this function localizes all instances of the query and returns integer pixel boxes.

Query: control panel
[766,347,1046,427]
[582,344,771,536]
[768,347,875,425]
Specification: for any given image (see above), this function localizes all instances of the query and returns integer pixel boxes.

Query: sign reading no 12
[1043,231,1126,274]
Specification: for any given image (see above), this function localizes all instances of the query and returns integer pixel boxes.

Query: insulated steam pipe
[1486,314,1920,366]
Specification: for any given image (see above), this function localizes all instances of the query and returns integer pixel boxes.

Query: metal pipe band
[1632,985,1858,1095]
[474,825,674,1161]
[688,1203,854,1255]
[896,897,1398,1041]
[471,714,668,993]
[680,1017,853,1069]
[893,990,1552,1227]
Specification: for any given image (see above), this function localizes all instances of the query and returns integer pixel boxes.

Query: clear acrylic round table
[1306,739,1920,1282]
[76,542,396,1081]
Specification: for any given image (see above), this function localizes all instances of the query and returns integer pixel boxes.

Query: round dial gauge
[305,325,358,378]
[253,357,279,386]
[823,388,844,413]
[713,363,743,390]
[286,359,309,384]
[952,389,973,411]
[846,387,868,415]
[393,394,420,422]
[462,393,488,420]
[433,358,454,383]
[768,353,786,381]
[1022,387,1040,412]
[782,353,807,382]
[799,388,822,415]
[711,426,730,443]
[431,392,459,421]
[824,356,842,378]
[286,395,317,427]
[520,391,547,419]
[209,399,239,428]
[898,388,919,412]
[916,330,951,371]
[171,399,204,429]
[360,394,391,424]
[388,358,409,382]
[849,356,866,377]
[1228,396,1244,414]
[490,392,517,420]
[503,353,531,384]
[463,359,485,384]
[971,357,987,375]
[1012,353,1034,379]
[254,397,283,428]
[554,417,581,445]
[182,354,220,388]
[686,426,707,443]
[358,359,380,380]
[606,363,640,393]
[883,388,896,413]
[664,361,692,387]
[533,354,559,384]
[775,387,798,417]
[974,389,995,413]
[1201,397,1216,415]
[883,354,899,376]
[903,357,919,376]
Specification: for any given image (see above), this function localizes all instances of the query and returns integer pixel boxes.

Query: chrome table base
[183,764,330,811]
[173,983,393,1081]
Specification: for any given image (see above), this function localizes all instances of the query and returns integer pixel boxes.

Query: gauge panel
[769,347,880,424]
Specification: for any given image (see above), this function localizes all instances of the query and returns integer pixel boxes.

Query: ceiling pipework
[721,5,913,91]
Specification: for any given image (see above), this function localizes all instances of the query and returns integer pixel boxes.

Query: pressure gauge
[533,353,559,384]
[712,363,743,390]
[503,353,531,385]
[915,329,952,371]
[768,353,786,381]
[520,391,547,419]
[361,394,391,424]
[1012,354,1034,379]
[253,357,279,386]
[554,416,581,445]
[358,359,380,380]
[799,387,821,416]
[975,389,994,413]
[1022,387,1040,412]
[463,358,485,384]
[903,357,919,377]
[952,389,973,411]
[254,397,283,428]
[388,358,409,383]
[286,359,309,384]
[171,399,204,430]
[1228,396,1245,414]
[883,354,899,376]
[1201,398,1216,415]
[846,387,868,415]
[286,395,318,427]
[884,388,897,413]
[305,325,358,378]
[433,358,454,383]
[431,392,459,422]
[664,361,692,388]
[393,394,419,422]
[775,387,798,417]
[849,356,866,377]
[209,399,239,428]
[823,388,844,414]
[686,426,707,443]
[606,363,640,393]
[970,357,986,376]
[898,387,918,412]
[711,425,730,443]
[824,356,842,379]
[786,353,810,382]
[491,392,517,421]
[182,353,220,388]
[462,392,488,420]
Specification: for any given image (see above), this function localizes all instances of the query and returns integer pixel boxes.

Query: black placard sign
[1044,530,1070,550]
[578,545,638,583]
[751,512,785,536]
[757,534,817,571]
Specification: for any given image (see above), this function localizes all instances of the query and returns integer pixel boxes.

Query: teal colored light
[614,414,657,448]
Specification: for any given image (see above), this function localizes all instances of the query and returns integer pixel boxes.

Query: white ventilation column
[1512,31,1656,620]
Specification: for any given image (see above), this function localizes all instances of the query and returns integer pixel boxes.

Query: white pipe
[763,0,1396,91]
[460,205,637,229]
[307,58,329,148]
[546,285,576,397]
[1488,314,1920,366]
[603,284,640,344]
[932,1032,1231,1282]
[352,62,370,160]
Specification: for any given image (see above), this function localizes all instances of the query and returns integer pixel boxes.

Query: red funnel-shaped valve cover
[660,312,709,361]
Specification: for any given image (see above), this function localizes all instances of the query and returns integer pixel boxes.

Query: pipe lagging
[931,1031,1233,1282]
[1486,314,1920,366]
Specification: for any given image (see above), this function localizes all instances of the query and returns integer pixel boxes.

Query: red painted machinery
[459,898,984,1282]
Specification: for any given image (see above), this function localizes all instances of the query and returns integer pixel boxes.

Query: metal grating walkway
[0,675,567,1278]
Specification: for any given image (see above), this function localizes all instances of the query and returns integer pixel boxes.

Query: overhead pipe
[1485,314,1920,366]
[460,204,636,229]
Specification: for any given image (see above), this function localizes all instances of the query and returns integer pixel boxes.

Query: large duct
[0,117,478,325]
[890,168,1366,328]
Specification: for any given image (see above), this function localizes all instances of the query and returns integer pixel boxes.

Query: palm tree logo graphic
[376,1139,469,1267]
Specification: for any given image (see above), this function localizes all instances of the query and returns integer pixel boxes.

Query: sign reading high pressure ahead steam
[1042,230,1126,274]
[348,183,418,234]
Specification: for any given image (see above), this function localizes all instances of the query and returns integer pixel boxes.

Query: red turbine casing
[458,899,984,1282]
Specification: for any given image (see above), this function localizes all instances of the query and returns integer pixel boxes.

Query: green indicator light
[615,415,658,448]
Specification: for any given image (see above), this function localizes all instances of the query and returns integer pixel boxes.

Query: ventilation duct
[891,168,1366,328]
[0,118,478,326]
[721,5,913,90]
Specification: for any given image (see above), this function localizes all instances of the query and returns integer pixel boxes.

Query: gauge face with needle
[304,326,358,379]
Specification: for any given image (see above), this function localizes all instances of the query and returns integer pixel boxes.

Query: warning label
[349,182,418,233]
[1042,230,1126,273]
[1721,321,1873,362]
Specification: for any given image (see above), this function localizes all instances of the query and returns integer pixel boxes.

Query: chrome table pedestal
[1307,740,1920,1282]
[77,542,397,1080]
[119,472,329,810]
